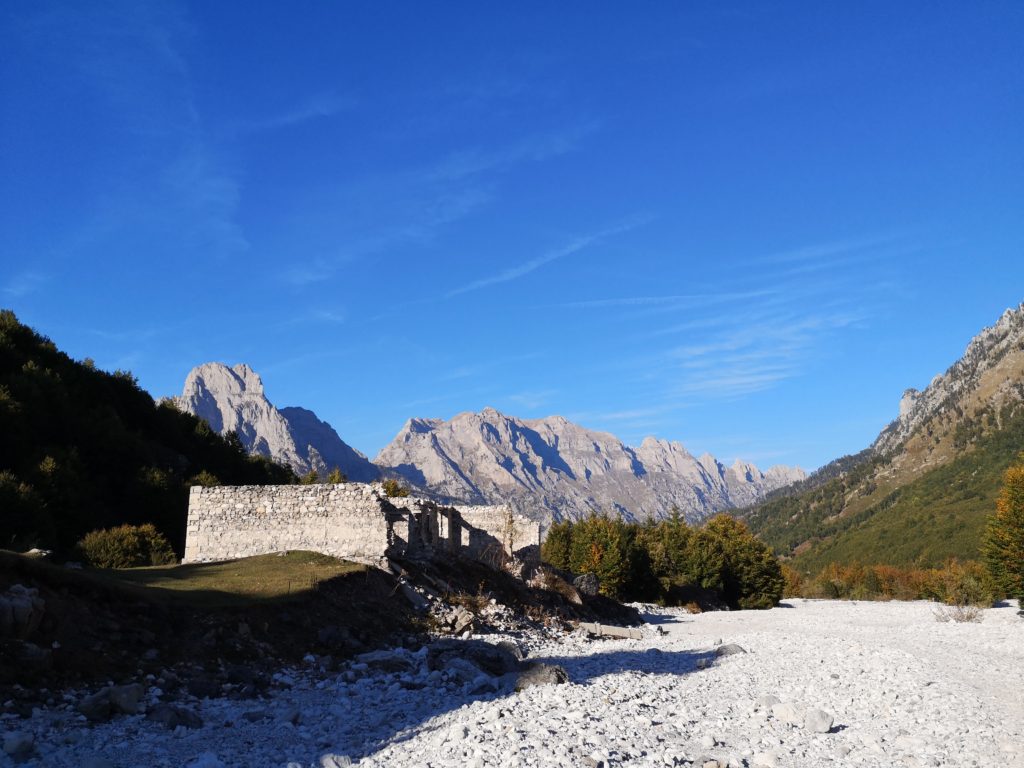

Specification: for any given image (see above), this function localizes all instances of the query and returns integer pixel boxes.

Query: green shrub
[76,523,177,568]
[188,470,220,487]
[382,478,410,498]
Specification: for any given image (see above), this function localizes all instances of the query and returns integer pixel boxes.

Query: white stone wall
[183,483,399,564]
[183,482,541,566]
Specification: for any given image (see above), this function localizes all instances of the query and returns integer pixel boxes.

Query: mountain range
[743,302,1024,568]
[169,301,1024,564]
[170,364,805,522]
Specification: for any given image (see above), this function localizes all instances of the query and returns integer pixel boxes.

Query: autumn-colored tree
[703,514,784,609]
[982,458,1024,601]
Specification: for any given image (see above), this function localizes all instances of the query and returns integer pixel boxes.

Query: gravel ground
[2,599,1021,768]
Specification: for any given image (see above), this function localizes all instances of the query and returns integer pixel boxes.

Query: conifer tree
[982,458,1024,602]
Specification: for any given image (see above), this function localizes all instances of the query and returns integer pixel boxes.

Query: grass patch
[98,551,365,607]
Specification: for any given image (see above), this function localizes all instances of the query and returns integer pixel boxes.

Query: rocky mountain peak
[229,363,264,395]
[874,302,1024,455]
[173,363,378,482]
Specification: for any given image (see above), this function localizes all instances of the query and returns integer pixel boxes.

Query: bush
[76,523,177,568]
[792,559,994,604]
[382,478,410,498]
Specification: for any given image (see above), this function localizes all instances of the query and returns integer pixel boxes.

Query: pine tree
[541,521,572,570]
[982,458,1024,602]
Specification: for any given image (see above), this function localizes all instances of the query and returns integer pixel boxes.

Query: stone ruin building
[183,482,541,568]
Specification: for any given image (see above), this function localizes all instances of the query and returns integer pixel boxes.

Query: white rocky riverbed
[2,599,1021,768]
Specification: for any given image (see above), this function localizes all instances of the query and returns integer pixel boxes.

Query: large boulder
[426,639,520,677]
[515,662,569,691]
[573,573,600,597]
[0,584,45,639]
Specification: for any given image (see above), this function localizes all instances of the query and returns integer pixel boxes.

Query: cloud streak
[445,217,648,299]
[2,271,48,298]
[230,93,354,134]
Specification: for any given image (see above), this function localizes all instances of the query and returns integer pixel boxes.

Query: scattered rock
[451,607,475,635]
[108,683,145,715]
[355,649,414,674]
[714,643,746,657]
[771,701,803,726]
[186,676,221,699]
[427,639,520,677]
[147,703,204,730]
[573,573,600,596]
[496,639,525,661]
[751,751,779,768]
[399,583,430,610]
[515,662,569,691]
[0,584,45,639]
[185,753,225,768]
[2,731,33,757]
[77,689,113,722]
[319,754,352,768]
[445,657,488,685]
[805,708,835,733]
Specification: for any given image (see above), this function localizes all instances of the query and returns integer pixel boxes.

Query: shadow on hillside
[325,646,708,762]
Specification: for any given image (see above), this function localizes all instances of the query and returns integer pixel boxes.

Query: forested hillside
[0,310,294,556]
[743,304,1024,570]
[747,407,1024,570]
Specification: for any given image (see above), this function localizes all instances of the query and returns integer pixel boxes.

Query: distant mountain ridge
[374,407,806,522]
[744,302,1024,568]
[172,363,379,482]
[171,366,806,523]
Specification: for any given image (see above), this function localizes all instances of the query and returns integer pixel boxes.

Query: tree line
[542,511,784,610]
[0,310,294,557]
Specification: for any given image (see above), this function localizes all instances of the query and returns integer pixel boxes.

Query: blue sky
[2,2,1022,471]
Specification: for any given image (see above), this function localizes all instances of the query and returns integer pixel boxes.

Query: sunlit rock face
[375,408,805,523]
[174,362,378,482]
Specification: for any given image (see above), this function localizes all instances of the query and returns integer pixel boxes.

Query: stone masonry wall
[183,483,399,564]
[183,482,541,566]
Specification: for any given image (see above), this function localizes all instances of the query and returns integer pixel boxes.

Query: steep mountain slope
[0,311,294,555]
[173,363,379,481]
[744,303,1024,568]
[374,407,805,522]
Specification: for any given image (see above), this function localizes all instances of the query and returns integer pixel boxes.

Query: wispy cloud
[747,234,902,268]
[445,217,648,299]
[17,2,247,260]
[504,389,558,411]
[554,288,775,312]
[665,306,867,398]
[2,271,48,298]
[278,125,594,290]
[230,93,354,134]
